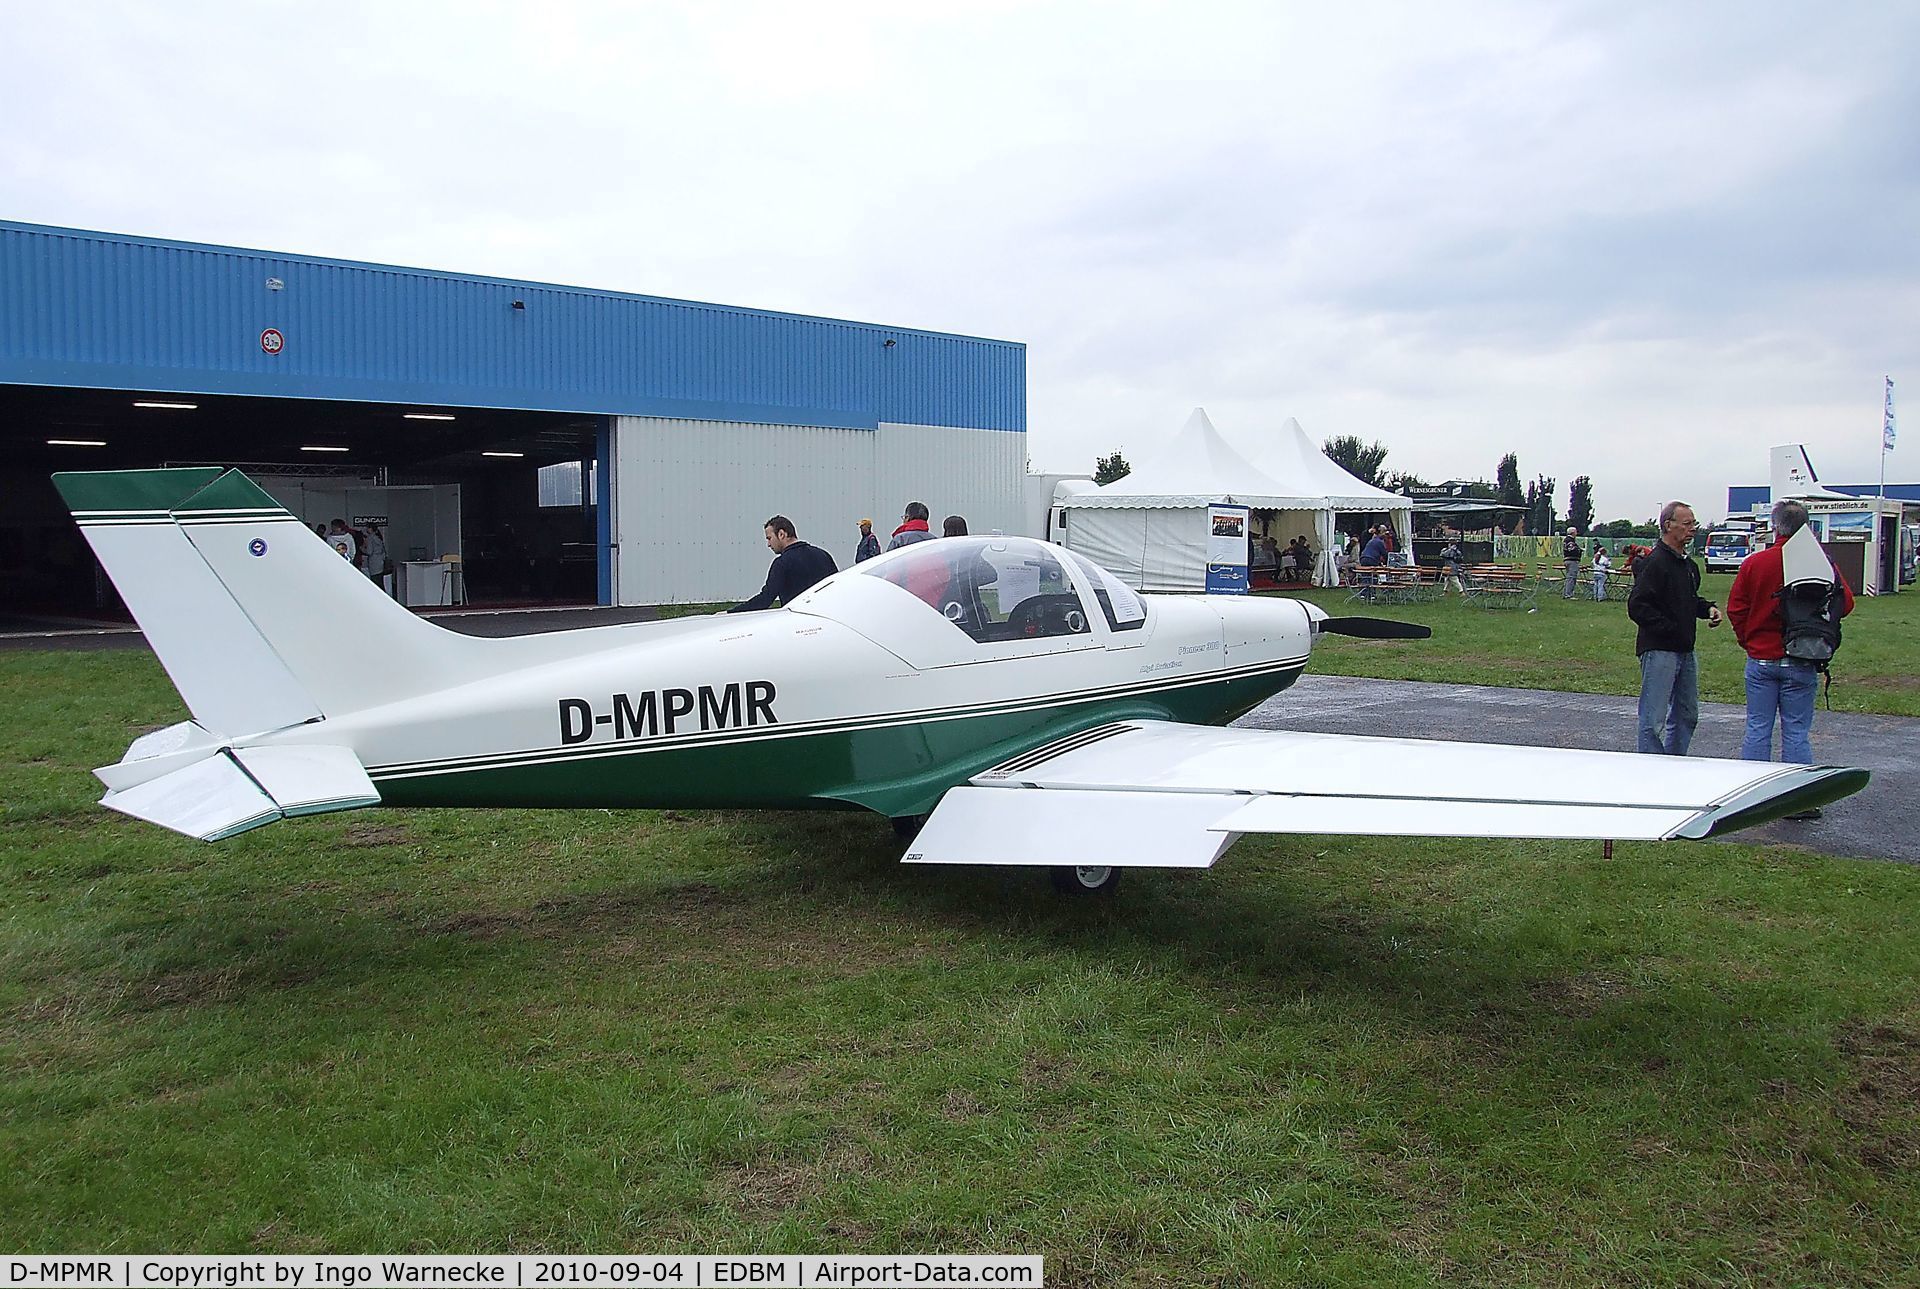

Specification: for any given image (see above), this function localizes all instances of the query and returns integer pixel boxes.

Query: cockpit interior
[857,538,1148,643]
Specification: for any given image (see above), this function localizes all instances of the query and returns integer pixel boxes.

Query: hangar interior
[3,384,603,622]
[0,219,1028,627]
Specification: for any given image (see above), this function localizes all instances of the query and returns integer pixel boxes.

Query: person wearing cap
[1561,527,1583,599]
[854,518,881,564]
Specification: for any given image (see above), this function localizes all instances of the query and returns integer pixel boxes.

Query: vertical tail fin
[1769,445,1853,501]
[57,467,496,735]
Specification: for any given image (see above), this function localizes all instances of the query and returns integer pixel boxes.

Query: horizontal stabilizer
[1318,617,1432,640]
[95,720,224,792]
[232,746,382,818]
[99,744,380,842]
[102,752,281,842]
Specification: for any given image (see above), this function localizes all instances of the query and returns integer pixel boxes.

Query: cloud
[1,0,1914,521]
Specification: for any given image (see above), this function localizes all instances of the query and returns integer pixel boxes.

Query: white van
[1702,528,1754,573]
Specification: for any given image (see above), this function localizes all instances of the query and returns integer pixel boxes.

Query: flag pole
[1882,375,1894,506]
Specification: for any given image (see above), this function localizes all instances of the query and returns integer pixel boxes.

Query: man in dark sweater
[730,515,838,612]
[1626,500,1721,754]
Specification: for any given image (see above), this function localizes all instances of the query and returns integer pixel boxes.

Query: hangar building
[1,221,1026,617]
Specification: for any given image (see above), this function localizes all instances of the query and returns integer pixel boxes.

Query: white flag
[1886,376,1897,452]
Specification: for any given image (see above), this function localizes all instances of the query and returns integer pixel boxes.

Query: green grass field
[3,649,1920,1283]
[1273,571,1920,717]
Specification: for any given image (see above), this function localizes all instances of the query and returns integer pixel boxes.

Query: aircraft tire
[1050,864,1121,897]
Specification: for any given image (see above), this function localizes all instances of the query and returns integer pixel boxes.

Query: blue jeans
[1563,560,1579,597]
[1638,650,1699,755]
[1741,658,1820,763]
[1592,571,1606,600]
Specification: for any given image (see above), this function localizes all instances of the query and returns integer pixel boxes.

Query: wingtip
[1679,766,1871,839]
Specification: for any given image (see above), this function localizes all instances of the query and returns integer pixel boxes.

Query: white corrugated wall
[611,417,1027,605]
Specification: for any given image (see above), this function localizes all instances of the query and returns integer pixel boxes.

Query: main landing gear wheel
[1051,864,1122,897]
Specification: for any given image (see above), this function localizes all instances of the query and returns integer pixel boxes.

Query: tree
[1495,453,1524,533]
[1456,479,1498,501]
[1382,469,1429,493]
[1567,476,1594,534]
[1529,474,1558,536]
[1323,436,1390,488]
[1093,451,1131,485]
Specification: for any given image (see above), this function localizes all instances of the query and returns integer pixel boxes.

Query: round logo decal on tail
[249,538,268,557]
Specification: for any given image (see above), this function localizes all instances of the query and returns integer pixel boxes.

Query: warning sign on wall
[260,328,284,355]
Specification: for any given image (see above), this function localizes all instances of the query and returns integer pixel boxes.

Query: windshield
[1709,532,1749,549]
[1061,550,1148,632]
[859,537,1093,643]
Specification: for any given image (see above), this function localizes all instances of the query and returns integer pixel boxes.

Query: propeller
[1316,616,1432,640]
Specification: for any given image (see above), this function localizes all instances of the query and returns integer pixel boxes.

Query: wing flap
[905,787,1236,868]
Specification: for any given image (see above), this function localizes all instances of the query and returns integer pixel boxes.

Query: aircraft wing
[902,720,1868,869]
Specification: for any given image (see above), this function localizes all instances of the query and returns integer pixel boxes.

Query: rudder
[58,467,495,733]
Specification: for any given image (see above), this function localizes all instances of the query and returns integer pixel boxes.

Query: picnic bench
[1460,563,1538,609]
[1554,566,1635,602]
[1596,567,1634,602]
[1345,564,1449,605]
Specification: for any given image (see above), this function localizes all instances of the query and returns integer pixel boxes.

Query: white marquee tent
[1059,408,1414,590]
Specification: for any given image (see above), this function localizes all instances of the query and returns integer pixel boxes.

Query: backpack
[1776,577,1846,704]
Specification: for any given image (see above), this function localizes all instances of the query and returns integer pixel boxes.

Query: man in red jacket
[1725,501,1854,794]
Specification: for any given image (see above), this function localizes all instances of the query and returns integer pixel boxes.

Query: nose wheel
[1051,864,1121,897]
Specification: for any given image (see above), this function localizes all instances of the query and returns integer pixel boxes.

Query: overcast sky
[4,1,1914,522]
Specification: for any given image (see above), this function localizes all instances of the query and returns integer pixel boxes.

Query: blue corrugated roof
[1729,483,1920,512]
[0,221,1025,432]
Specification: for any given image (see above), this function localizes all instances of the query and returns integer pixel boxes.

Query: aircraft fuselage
[259,590,1316,819]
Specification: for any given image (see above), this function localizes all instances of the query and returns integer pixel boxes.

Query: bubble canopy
[787,536,1148,667]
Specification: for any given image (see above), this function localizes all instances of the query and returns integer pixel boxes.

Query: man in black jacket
[1626,500,1721,754]
[730,515,838,612]
[1561,528,1583,598]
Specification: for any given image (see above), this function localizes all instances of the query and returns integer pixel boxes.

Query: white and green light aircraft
[58,467,1867,894]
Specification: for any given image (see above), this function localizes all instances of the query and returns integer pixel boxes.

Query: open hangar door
[0,384,605,624]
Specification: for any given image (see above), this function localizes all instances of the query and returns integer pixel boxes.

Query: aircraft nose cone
[1209,594,1313,658]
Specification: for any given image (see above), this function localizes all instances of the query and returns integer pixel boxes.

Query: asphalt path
[1236,674,1919,865]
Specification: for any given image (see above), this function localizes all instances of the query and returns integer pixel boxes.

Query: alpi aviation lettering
[558,681,777,744]
[55,465,1868,898]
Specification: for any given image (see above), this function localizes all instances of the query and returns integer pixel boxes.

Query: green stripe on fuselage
[373,664,1302,819]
